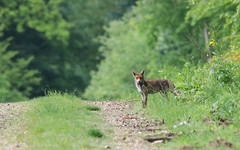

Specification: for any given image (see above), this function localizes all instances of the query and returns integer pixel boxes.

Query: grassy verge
[130,53,240,149]
[134,94,240,149]
[23,92,106,150]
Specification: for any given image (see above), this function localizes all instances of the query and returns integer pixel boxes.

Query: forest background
[0,0,239,103]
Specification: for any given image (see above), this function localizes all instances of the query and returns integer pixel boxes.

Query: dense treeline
[84,0,240,100]
[0,0,136,101]
[0,0,239,102]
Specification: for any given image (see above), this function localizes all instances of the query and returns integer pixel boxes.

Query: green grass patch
[88,129,104,138]
[23,92,107,150]
[85,105,101,111]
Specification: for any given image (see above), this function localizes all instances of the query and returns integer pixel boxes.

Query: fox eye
[136,77,142,80]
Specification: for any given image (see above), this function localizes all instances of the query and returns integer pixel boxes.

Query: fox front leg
[140,93,144,107]
[144,93,148,107]
[141,93,147,108]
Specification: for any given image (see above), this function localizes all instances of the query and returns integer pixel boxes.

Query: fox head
[132,70,144,84]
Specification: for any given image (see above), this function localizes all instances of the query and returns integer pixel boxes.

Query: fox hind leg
[159,91,168,99]
[141,93,144,107]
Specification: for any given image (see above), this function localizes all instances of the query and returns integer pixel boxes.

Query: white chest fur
[135,82,143,93]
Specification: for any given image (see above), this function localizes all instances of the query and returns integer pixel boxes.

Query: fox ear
[132,71,136,76]
[140,70,144,75]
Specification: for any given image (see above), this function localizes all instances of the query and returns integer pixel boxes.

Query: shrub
[171,52,240,120]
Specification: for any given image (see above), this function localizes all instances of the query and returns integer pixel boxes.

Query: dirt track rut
[86,101,171,150]
[0,103,27,150]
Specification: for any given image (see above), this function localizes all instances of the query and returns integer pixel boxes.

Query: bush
[171,52,240,120]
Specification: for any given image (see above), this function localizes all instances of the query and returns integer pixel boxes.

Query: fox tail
[174,90,181,96]
[168,81,181,96]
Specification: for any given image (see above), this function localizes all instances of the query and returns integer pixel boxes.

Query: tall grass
[141,94,240,149]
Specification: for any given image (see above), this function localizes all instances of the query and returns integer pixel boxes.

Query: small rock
[104,146,111,149]
[122,115,132,120]
[178,131,183,135]
[152,140,164,144]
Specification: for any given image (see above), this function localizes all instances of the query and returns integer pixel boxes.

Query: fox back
[132,70,175,94]
[143,79,175,94]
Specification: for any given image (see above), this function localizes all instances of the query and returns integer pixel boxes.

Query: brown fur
[133,70,181,108]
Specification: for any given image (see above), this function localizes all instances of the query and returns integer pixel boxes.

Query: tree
[0,0,136,96]
[0,40,41,102]
[0,0,71,96]
[56,0,137,92]
[186,0,240,50]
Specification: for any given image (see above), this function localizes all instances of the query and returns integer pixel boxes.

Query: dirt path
[0,102,28,150]
[87,101,173,150]
[0,100,172,150]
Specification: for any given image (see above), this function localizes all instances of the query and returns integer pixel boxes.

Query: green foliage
[0,0,135,97]
[186,0,240,48]
[0,0,71,96]
[0,0,71,44]
[0,41,41,102]
[50,0,137,93]
[158,53,240,121]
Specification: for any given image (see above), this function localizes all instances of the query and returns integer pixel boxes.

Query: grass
[85,105,101,111]
[22,92,107,150]
[88,129,104,138]
[134,93,240,149]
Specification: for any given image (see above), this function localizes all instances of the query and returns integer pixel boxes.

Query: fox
[132,70,181,108]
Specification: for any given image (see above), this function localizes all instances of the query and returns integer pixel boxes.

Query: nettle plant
[174,50,240,107]
[174,62,209,101]
[208,52,240,121]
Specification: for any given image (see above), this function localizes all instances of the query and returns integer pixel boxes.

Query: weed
[88,129,104,138]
